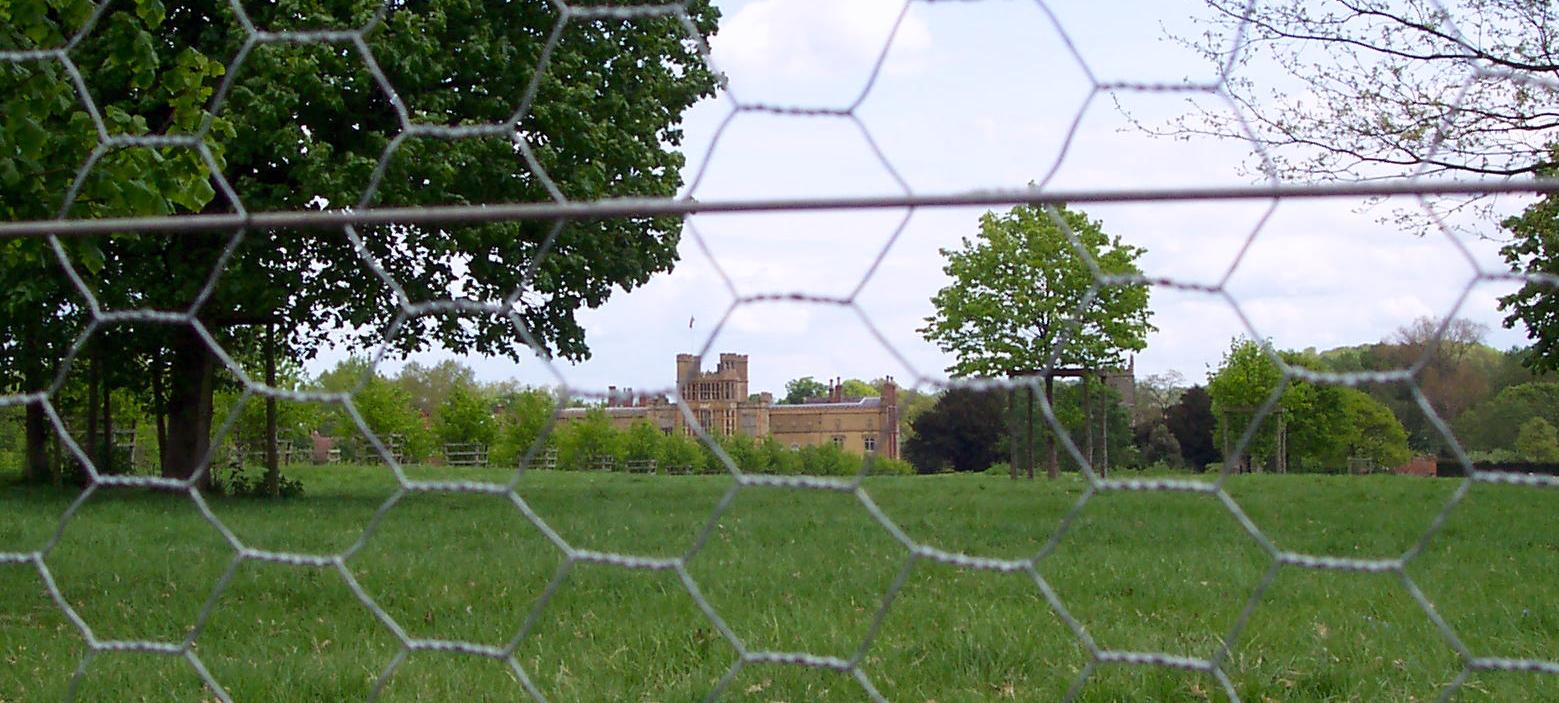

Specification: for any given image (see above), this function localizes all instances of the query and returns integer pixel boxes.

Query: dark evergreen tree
[904,387,1007,474]
[1165,385,1219,470]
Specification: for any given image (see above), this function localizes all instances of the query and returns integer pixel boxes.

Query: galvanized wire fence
[1,0,1557,701]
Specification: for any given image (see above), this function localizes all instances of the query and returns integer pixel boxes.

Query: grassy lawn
[0,467,1553,702]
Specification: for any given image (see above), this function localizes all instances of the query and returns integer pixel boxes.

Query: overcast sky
[353,0,1534,397]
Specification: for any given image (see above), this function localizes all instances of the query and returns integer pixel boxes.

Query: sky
[349,0,1535,398]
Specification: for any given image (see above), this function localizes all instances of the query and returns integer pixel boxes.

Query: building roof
[773,397,883,410]
[557,406,651,417]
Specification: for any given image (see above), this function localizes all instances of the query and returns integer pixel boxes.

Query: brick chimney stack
[882,376,899,460]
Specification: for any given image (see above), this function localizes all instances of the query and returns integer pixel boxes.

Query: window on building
[864,435,877,453]
[831,435,844,449]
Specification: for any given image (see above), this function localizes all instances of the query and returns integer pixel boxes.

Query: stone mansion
[560,353,900,459]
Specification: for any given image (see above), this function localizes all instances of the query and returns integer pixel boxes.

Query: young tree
[433,382,496,448]
[556,409,619,471]
[620,421,664,467]
[657,433,706,474]
[491,387,557,469]
[1206,339,1286,469]
[920,203,1153,478]
[0,0,722,486]
[1515,417,1559,462]
[758,436,801,475]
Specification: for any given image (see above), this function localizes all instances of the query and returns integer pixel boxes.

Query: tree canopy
[920,203,1153,379]
[0,0,722,485]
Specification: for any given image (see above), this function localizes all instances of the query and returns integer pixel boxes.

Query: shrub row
[550,413,912,477]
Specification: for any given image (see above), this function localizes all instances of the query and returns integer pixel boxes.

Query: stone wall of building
[559,354,899,459]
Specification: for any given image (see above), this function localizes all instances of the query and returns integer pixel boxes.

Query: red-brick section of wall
[1393,455,1437,477]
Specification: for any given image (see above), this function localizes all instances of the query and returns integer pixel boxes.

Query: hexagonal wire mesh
[2,0,1558,701]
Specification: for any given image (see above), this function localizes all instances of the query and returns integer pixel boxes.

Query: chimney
[882,376,900,460]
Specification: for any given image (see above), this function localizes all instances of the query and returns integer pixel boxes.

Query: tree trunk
[101,343,113,476]
[163,327,215,489]
[152,352,168,473]
[1083,374,1094,471]
[1025,384,1035,480]
[1010,381,1022,480]
[86,346,98,474]
[1100,390,1109,479]
[1045,375,1058,480]
[24,403,51,483]
[21,318,52,483]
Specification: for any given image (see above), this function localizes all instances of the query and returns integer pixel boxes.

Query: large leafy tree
[920,203,1153,478]
[1,0,721,485]
[921,203,1153,377]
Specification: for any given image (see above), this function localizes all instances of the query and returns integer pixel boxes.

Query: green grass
[0,467,1553,702]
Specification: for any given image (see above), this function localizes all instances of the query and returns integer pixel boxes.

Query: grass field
[0,467,1553,702]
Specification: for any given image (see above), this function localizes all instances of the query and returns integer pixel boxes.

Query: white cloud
[711,0,932,105]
